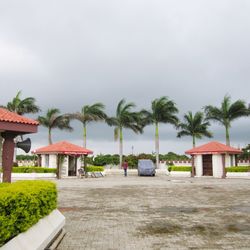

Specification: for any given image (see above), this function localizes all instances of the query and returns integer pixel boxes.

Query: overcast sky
[0,0,250,155]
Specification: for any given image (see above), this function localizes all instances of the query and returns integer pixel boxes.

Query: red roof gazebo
[0,108,39,182]
[185,141,242,178]
[33,141,93,178]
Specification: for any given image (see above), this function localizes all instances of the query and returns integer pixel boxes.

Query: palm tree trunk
[192,135,196,148]
[48,128,52,145]
[83,123,87,148]
[119,127,123,168]
[83,123,87,168]
[155,122,159,168]
[225,125,230,146]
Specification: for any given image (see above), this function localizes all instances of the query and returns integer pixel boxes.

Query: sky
[0,0,250,155]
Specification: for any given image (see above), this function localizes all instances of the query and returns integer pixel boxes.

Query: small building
[0,108,39,182]
[185,141,242,178]
[33,141,93,178]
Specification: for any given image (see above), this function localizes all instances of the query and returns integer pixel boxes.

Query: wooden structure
[0,108,38,182]
[185,141,242,178]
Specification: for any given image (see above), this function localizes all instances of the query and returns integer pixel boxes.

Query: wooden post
[191,155,195,177]
[2,132,16,183]
[222,154,226,179]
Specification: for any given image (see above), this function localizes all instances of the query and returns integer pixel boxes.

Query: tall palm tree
[177,111,212,147]
[5,90,40,115]
[38,109,73,145]
[204,95,249,146]
[0,90,40,164]
[107,99,143,168]
[68,103,107,148]
[141,96,179,168]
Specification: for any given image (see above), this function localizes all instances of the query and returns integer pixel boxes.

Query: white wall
[61,156,68,177]
[212,154,223,178]
[194,155,203,177]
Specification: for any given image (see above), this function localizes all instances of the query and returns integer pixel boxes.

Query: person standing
[122,160,128,177]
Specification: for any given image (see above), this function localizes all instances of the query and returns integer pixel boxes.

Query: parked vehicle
[138,159,156,176]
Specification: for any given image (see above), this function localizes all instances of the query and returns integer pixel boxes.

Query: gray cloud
[1,0,250,154]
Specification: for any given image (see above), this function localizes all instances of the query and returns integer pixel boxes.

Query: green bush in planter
[84,166,104,172]
[0,180,57,246]
[226,166,250,172]
[168,166,192,172]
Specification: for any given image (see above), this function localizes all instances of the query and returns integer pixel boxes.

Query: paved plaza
[56,173,250,250]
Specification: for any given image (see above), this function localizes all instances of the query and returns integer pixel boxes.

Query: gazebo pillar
[2,132,16,183]
[191,155,195,177]
[222,154,226,179]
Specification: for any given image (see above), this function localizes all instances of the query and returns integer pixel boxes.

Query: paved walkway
[56,175,250,250]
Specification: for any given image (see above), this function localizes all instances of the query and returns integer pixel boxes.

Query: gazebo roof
[0,108,39,134]
[0,108,38,125]
[33,141,93,155]
[185,141,242,155]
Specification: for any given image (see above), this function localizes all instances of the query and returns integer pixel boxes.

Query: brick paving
[56,173,250,250]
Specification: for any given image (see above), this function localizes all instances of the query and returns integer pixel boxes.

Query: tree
[106,99,143,168]
[5,90,40,115]
[204,95,249,146]
[177,111,212,147]
[0,90,40,164]
[141,96,179,168]
[38,109,73,144]
[68,103,107,148]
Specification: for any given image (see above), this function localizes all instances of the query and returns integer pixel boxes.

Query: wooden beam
[222,154,226,179]
[191,155,195,177]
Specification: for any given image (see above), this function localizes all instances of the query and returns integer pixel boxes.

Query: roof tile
[0,108,39,125]
[33,141,93,155]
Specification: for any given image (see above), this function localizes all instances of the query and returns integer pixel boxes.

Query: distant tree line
[1,91,250,169]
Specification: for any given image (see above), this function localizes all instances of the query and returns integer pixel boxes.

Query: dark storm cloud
[1,0,250,153]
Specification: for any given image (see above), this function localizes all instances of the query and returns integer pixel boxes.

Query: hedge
[226,166,250,172]
[12,167,57,173]
[168,166,192,172]
[0,180,57,246]
[84,166,104,172]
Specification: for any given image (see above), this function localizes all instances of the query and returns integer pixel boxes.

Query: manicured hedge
[12,167,57,173]
[226,166,250,172]
[0,180,57,246]
[168,166,192,172]
[84,166,104,172]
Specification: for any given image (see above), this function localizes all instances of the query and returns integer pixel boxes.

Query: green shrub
[0,180,57,246]
[12,167,56,173]
[84,166,104,172]
[226,166,250,172]
[168,166,192,172]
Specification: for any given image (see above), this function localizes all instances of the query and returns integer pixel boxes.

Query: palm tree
[5,90,40,115]
[68,103,107,148]
[141,96,179,168]
[0,90,40,163]
[204,95,249,146]
[177,111,212,147]
[107,99,143,168]
[38,109,73,145]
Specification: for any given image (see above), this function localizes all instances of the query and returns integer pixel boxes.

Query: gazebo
[33,141,93,178]
[185,141,242,178]
[0,108,39,182]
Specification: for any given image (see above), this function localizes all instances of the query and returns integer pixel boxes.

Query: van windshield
[139,160,154,169]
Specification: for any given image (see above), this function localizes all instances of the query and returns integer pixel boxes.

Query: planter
[1,209,65,250]
[11,173,56,180]
[169,171,191,177]
[226,172,250,178]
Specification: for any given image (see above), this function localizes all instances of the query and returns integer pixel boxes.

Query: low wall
[169,171,191,177]
[226,172,250,178]
[11,173,56,180]
[2,209,65,250]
